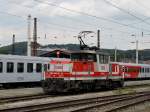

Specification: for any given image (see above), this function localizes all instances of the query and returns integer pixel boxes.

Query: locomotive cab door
[97,54,109,74]
[108,63,120,79]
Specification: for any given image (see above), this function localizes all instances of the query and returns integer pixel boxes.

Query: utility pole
[27,15,31,56]
[12,34,15,55]
[136,40,138,64]
[33,17,37,56]
[114,46,117,62]
[97,29,100,49]
[131,34,138,64]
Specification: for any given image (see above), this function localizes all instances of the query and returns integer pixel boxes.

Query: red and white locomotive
[42,50,121,93]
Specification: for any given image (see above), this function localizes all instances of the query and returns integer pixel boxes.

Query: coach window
[146,68,149,73]
[7,62,14,73]
[125,67,128,72]
[27,63,33,73]
[145,68,147,73]
[17,63,24,73]
[141,68,143,73]
[141,68,144,73]
[36,63,42,73]
[144,68,146,73]
[44,64,47,71]
[146,68,148,73]
[0,62,3,73]
[147,68,149,73]
[48,64,50,70]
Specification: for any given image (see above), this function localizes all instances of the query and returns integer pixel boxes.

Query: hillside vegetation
[0,41,150,62]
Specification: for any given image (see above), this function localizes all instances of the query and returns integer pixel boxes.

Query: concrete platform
[0,87,43,99]
[124,80,150,86]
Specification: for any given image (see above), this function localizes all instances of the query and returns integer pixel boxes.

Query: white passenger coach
[0,54,50,88]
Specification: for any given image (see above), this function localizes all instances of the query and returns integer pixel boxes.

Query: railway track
[0,91,149,112]
[72,92,150,112]
[0,94,52,104]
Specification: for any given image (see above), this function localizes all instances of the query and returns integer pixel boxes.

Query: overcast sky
[0,0,150,50]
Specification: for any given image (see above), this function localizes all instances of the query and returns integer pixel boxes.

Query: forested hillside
[0,41,150,62]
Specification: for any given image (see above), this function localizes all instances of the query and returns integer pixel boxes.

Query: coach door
[121,65,125,78]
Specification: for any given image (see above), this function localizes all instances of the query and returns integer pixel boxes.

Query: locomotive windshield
[99,55,109,64]
[71,53,97,62]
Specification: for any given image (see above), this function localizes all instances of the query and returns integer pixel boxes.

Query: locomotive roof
[71,50,109,55]
[40,49,109,58]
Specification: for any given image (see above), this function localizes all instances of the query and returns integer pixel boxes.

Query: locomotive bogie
[42,78,75,93]
[42,77,124,93]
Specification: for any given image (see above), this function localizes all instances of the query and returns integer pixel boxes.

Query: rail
[0,91,149,112]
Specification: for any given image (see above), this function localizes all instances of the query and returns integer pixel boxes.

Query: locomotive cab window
[71,53,96,62]
[0,62,3,73]
[17,63,24,73]
[27,63,33,73]
[99,55,108,64]
[7,62,14,73]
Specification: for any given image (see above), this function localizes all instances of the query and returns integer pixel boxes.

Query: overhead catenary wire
[0,1,149,39]
[37,18,94,32]
[0,0,146,45]
[135,0,150,11]
[2,0,149,34]
[33,0,150,32]
[0,10,26,19]
[0,1,149,34]
[1,0,150,32]
[102,0,150,26]
[0,0,149,50]
[38,20,80,32]
[0,2,96,29]
[127,17,150,26]
[4,0,134,34]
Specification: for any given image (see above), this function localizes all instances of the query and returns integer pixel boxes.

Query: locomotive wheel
[105,80,113,89]
[111,80,124,89]
[42,80,52,94]
[118,80,124,87]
